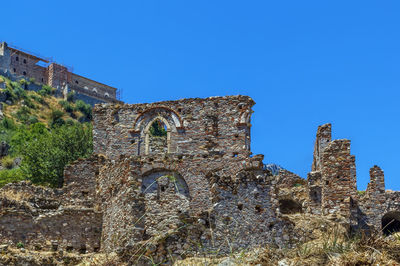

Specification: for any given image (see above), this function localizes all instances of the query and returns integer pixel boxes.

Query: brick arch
[132,106,184,134]
[140,169,190,198]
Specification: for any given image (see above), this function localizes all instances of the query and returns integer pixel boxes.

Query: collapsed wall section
[0,182,102,252]
[62,155,105,207]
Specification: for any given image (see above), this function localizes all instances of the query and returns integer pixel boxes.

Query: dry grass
[3,89,84,126]
[174,214,400,266]
[0,190,32,202]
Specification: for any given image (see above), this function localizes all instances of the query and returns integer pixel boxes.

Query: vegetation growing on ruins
[149,120,167,136]
[0,76,93,187]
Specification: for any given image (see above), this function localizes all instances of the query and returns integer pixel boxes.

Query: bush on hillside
[0,168,25,188]
[7,122,93,187]
[67,91,76,102]
[59,100,74,113]
[1,156,14,169]
[38,85,55,96]
[75,100,92,121]
[50,109,65,127]
[15,106,31,122]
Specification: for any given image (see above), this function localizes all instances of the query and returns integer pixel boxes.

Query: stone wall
[0,182,102,252]
[320,139,356,219]
[208,169,284,252]
[93,95,254,159]
[62,155,105,207]
[1,95,400,261]
[312,123,331,172]
[306,123,400,234]
[96,150,282,257]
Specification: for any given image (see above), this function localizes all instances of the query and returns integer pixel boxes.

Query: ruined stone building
[0,95,399,263]
[0,42,119,105]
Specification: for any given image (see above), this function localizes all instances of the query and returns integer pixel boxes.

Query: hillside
[0,75,93,188]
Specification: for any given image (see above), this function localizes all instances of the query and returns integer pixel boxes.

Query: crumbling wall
[306,124,358,225]
[357,166,400,234]
[93,96,255,160]
[357,166,386,231]
[97,151,279,257]
[321,139,356,220]
[62,155,105,207]
[96,157,145,252]
[208,169,284,252]
[0,182,102,252]
[312,123,331,172]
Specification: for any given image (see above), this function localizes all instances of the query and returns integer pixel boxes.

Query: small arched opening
[279,199,302,214]
[141,170,189,198]
[144,117,170,155]
[382,211,400,236]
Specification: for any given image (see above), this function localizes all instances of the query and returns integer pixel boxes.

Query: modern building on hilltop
[0,42,120,105]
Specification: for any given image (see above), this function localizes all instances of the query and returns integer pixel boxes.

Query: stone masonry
[0,42,120,105]
[0,96,399,264]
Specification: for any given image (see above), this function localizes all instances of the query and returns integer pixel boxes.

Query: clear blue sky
[2,1,400,190]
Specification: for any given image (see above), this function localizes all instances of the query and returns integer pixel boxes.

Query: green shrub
[1,156,14,169]
[29,77,36,84]
[30,94,45,104]
[67,91,76,102]
[75,100,92,121]
[59,100,74,113]
[16,242,24,249]
[38,85,54,96]
[16,106,31,122]
[50,109,65,127]
[12,123,93,187]
[51,109,64,120]
[23,97,36,109]
[149,121,167,137]
[27,116,39,125]
[0,168,25,188]
[0,117,16,130]
[18,79,29,86]
[65,119,75,126]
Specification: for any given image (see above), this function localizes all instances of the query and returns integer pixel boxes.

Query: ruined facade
[0,95,400,264]
[0,42,119,105]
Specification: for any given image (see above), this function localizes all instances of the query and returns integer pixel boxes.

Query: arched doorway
[382,211,400,235]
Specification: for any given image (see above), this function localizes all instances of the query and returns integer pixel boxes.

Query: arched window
[84,86,89,90]
[145,118,169,155]
[104,92,110,97]
[92,87,98,93]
